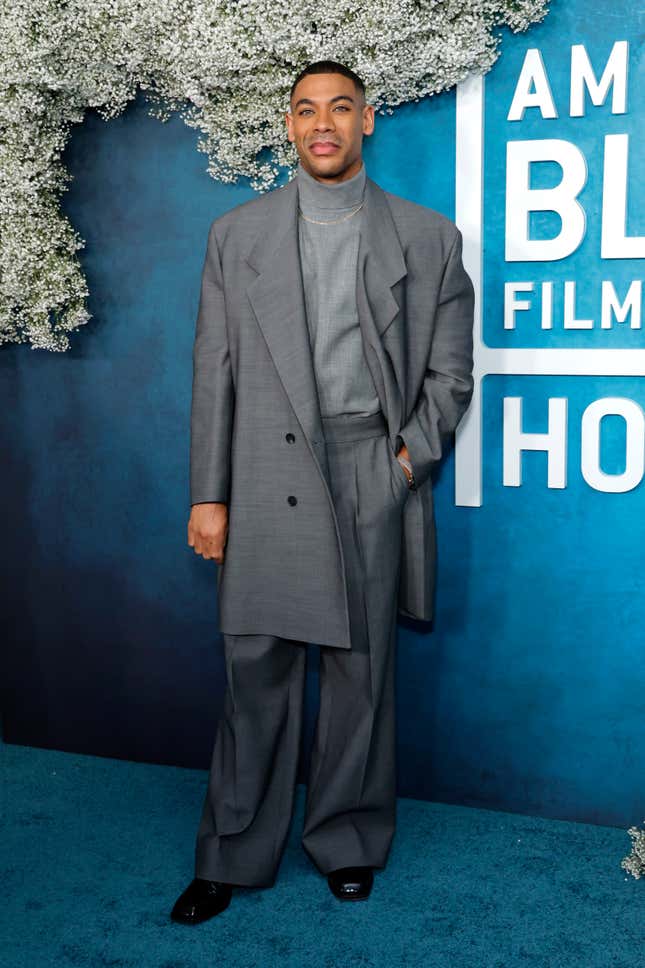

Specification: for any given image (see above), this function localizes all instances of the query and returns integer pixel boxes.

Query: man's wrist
[396,455,416,489]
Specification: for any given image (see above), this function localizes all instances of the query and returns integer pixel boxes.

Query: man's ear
[362,105,375,136]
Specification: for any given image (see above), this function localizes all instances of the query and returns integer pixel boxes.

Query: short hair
[289,60,366,106]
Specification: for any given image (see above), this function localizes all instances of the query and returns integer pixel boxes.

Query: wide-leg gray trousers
[194,410,410,886]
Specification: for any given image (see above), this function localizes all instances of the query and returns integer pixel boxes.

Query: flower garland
[0,0,550,351]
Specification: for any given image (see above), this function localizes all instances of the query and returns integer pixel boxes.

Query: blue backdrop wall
[2,0,643,828]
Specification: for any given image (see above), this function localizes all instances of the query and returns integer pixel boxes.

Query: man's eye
[298,106,350,115]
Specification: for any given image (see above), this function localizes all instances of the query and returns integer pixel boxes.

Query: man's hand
[188,502,228,563]
[395,443,414,486]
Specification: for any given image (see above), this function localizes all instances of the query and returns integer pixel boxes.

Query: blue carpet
[1,739,643,968]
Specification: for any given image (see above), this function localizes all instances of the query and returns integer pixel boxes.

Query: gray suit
[189,170,474,885]
[190,173,475,646]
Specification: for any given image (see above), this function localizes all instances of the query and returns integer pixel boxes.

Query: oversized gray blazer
[190,172,475,649]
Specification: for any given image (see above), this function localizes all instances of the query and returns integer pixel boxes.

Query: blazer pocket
[388,448,411,503]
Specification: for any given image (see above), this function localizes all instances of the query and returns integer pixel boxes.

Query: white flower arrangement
[1,0,550,351]
[622,822,645,879]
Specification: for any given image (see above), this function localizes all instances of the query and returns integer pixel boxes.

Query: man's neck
[296,159,367,215]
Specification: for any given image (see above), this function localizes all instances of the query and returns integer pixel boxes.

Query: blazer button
[285,433,295,443]
[287,495,297,506]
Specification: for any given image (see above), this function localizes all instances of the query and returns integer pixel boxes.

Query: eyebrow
[293,94,355,110]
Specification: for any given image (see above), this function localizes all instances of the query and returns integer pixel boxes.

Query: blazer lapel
[357,177,408,338]
[245,178,329,478]
[356,178,408,443]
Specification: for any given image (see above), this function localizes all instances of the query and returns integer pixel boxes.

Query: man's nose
[314,113,334,131]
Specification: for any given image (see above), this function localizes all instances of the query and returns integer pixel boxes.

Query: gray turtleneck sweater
[296,159,381,418]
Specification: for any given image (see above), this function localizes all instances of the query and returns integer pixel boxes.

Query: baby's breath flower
[622,822,645,879]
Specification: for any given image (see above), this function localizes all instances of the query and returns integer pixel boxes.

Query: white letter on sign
[504,282,534,329]
[600,280,642,329]
[503,397,568,488]
[601,134,645,259]
[506,140,587,261]
[581,398,645,493]
[507,49,558,121]
[570,41,628,116]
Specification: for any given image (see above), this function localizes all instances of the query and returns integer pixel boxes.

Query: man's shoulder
[208,178,294,242]
[379,183,458,242]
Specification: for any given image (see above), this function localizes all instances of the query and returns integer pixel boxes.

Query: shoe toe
[171,878,232,924]
[327,866,374,901]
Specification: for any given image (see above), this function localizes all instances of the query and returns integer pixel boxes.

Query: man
[171,60,474,924]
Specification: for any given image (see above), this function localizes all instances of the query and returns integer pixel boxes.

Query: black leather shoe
[170,878,233,924]
[327,866,374,901]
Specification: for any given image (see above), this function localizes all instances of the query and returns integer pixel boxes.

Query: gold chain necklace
[298,200,365,225]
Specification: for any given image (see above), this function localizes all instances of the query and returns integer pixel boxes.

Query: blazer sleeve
[396,227,474,490]
[189,222,235,506]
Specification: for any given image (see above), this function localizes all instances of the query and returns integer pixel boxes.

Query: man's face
[286,72,374,183]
